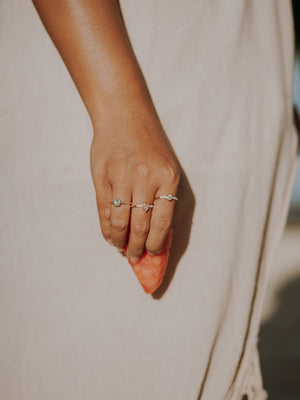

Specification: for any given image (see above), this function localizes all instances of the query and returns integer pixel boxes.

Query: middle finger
[126,188,154,263]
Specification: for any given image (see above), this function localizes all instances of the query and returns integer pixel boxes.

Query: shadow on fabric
[152,166,195,299]
[258,275,300,400]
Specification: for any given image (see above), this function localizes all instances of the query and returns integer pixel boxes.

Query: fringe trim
[239,345,268,400]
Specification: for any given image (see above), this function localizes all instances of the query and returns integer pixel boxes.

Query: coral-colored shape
[124,228,173,294]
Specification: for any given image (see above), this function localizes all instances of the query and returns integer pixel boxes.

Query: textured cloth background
[0,0,299,398]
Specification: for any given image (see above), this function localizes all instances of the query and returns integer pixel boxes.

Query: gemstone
[113,198,121,207]
[143,203,150,212]
[167,193,173,201]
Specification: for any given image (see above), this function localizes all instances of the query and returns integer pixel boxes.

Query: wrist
[89,81,159,132]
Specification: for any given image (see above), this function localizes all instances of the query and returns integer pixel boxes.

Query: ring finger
[145,189,177,255]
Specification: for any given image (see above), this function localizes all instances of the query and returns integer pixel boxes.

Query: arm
[32,0,180,263]
[32,0,155,122]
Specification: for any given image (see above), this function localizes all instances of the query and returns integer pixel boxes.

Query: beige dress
[0,0,299,399]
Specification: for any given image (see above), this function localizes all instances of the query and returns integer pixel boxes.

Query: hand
[90,105,180,264]
[32,0,181,264]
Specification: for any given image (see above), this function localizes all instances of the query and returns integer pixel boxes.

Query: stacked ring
[110,198,132,207]
[111,198,153,213]
[154,193,178,201]
[111,193,178,213]
[130,202,154,212]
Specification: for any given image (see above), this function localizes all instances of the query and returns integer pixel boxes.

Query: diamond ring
[111,198,133,207]
[154,193,178,201]
[130,202,154,212]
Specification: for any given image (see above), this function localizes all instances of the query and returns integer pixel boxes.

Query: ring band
[130,202,154,212]
[154,193,178,201]
[111,198,133,207]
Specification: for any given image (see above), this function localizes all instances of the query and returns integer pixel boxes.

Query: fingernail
[107,238,113,246]
[129,255,140,264]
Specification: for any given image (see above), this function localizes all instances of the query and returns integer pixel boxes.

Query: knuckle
[146,244,162,255]
[132,222,149,236]
[152,219,171,233]
[162,163,181,186]
[103,234,112,243]
[98,223,111,241]
[101,228,111,239]
[111,217,128,231]
[91,159,108,181]
[131,250,144,258]
[98,206,110,221]
[136,163,150,179]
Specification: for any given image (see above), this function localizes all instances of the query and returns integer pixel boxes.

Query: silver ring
[154,193,178,201]
[111,198,133,207]
[130,202,154,212]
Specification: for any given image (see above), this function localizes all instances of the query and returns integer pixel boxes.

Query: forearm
[33,0,181,265]
[32,0,156,123]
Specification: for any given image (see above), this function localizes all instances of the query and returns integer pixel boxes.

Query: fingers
[94,178,131,250]
[94,179,178,264]
[109,185,132,250]
[145,190,177,256]
[94,177,113,244]
[126,186,178,264]
[126,189,153,264]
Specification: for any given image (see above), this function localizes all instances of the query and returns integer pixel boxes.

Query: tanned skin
[32,0,180,264]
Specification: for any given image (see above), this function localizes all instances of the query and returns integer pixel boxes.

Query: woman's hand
[90,106,180,264]
[32,0,181,263]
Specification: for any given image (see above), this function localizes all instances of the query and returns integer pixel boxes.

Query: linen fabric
[0,0,299,399]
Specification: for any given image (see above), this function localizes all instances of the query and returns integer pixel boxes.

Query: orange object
[124,228,173,294]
